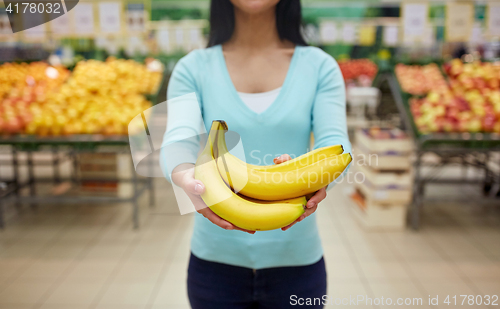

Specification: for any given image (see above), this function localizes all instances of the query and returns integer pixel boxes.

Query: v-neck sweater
[161,44,351,269]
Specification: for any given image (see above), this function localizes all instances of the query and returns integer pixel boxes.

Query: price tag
[189,28,201,45]
[383,25,399,46]
[487,3,500,37]
[73,2,94,35]
[50,12,71,35]
[127,10,146,32]
[319,21,337,44]
[402,3,428,39]
[99,2,122,34]
[157,28,171,53]
[126,3,146,32]
[341,23,356,44]
[470,23,484,45]
[358,25,375,46]
[175,27,184,46]
[446,3,473,42]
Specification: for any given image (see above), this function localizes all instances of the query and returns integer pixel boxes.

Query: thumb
[183,176,205,195]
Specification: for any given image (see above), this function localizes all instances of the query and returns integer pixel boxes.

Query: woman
[162,0,350,308]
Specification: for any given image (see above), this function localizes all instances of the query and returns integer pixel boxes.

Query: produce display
[0,62,70,99]
[195,121,352,231]
[0,63,71,134]
[395,63,448,95]
[338,59,378,87]
[410,60,500,133]
[0,58,163,136]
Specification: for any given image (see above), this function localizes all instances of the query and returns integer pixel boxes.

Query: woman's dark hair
[207,0,307,47]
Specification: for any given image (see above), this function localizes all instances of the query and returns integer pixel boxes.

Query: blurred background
[0,0,500,308]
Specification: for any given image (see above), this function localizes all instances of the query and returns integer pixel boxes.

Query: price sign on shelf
[99,2,122,34]
[446,3,473,42]
[189,28,202,46]
[174,27,184,46]
[50,12,71,35]
[470,24,484,45]
[73,2,94,35]
[383,25,399,46]
[402,3,428,41]
[319,21,337,44]
[126,3,147,32]
[157,28,171,53]
[487,3,500,37]
[341,23,356,44]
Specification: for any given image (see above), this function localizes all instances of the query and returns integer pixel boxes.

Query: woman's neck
[225,7,284,51]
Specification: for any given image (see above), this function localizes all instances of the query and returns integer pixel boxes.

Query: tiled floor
[1,178,499,309]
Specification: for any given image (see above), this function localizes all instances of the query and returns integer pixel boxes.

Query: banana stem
[214,122,236,193]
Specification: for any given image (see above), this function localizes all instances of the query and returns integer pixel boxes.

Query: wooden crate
[353,146,411,171]
[350,188,407,230]
[354,128,413,171]
[356,177,412,205]
[354,163,413,188]
[355,128,412,154]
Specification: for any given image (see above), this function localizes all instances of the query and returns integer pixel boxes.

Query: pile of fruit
[0,58,163,136]
[195,121,352,231]
[395,63,448,95]
[338,59,378,86]
[0,62,70,134]
[410,60,500,133]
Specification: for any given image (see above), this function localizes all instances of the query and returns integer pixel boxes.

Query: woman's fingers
[281,203,318,231]
[306,187,327,209]
[198,208,255,234]
[232,226,256,234]
[274,154,292,164]
[182,169,205,195]
[180,165,254,234]
[198,208,233,229]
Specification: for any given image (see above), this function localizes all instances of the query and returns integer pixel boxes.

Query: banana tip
[214,120,228,130]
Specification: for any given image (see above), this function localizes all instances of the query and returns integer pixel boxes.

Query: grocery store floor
[1,179,500,309]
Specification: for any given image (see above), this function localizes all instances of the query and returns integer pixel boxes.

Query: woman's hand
[273,155,328,231]
[172,163,255,234]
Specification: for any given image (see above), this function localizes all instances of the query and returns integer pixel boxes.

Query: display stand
[376,73,500,229]
[0,135,154,229]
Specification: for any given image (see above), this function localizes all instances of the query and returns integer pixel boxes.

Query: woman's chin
[232,0,279,14]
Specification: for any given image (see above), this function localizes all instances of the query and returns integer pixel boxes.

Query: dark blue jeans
[187,253,327,309]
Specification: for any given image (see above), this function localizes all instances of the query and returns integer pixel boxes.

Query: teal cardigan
[161,45,351,269]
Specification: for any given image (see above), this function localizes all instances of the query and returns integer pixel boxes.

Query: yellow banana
[216,121,344,172]
[215,122,352,201]
[194,121,305,231]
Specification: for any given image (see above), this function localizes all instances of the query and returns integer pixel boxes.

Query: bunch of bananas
[195,120,352,231]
